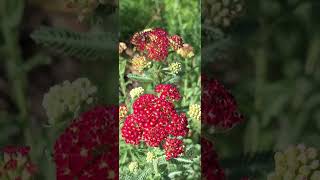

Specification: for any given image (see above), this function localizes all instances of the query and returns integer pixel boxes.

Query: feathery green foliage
[31,26,116,60]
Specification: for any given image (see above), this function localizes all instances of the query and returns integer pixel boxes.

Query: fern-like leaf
[31,26,116,60]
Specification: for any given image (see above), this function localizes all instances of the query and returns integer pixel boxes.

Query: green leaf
[31,26,116,60]
[168,171,183,179]
[127,74,154,82]
[174,158,193,164]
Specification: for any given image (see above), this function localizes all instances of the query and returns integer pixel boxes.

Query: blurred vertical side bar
[0,0,121,179]
[201,0,245,179]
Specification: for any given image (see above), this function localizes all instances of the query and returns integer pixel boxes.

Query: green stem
[1,7,28,141]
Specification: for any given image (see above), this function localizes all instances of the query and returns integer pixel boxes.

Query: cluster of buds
[201,138,225,180]
[128,162,138,174]
[121,84,189,160]
[129,87,144,99]
[42,78,97,124]
[119,104,128,121]
[202,76,243,130]
[54,106,118,179]
[203,0,244,28]
[177,44,194,58]
[131,55,151,72]
[146,152,155,163]
[0,146,37,180]
[168,62,182,74]
[188,104,201,133]
[268,144,320,180]
[188,104,201,121]
[131,28,194,61]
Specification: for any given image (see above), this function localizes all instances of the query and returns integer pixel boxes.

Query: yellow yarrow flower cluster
[119,104,128,120]
[129,87,144,99]
[168,62,182,74]
[177,44,194,58]
[128,161,138,174]
[188,104,201,121]
[146,152,155,162]
[131,55,151,72]
[268,144,320,180]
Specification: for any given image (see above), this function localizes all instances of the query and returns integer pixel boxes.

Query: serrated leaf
[31,26,116,60]
[174,158,193,164]
[127,74,154,82]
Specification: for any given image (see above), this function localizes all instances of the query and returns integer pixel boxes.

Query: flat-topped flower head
[202,77,243,130]
[131,28,169,61]
[188,104,201,121]
[168,62,182,74]
[128,162,138,174]
[42,78,97,124]
[268,144,320,180]
[121,85,188,160]
[54,106,118,179]
[129,87,144,99]
[177,44,194,58]
[131,55,151,72]
[131,28,191,62]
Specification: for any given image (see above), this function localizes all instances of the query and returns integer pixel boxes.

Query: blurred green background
[202,0,320,178]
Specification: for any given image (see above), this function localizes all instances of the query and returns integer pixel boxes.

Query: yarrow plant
[119,27,200,179]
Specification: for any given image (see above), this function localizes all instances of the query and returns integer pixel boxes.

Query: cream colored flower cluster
[42,78,97,124]
[168,62,182,74]
[129,87,144,99]
[268,144,320,180]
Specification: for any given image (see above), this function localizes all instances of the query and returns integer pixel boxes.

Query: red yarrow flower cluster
[131,28,183,61]
[201,138,225,180]
[155,84,181,101]
[202,76,243,130]
[54,106,118,180]
[121,84,188,160]
[0,146,37,180]
[163,138,184,160]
